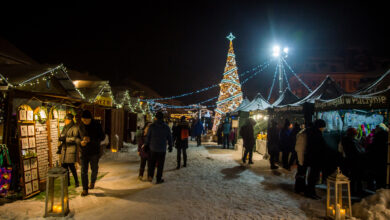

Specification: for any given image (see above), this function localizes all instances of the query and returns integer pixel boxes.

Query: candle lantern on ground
[44,166,69,217]
[326,167,352,220]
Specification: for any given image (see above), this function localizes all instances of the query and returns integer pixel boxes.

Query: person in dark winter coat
[240,118,256,164]
[368,123,388,189]
[137,122,152,180]
[79,110,105,196]
[217,124,223,145]
[145,111,173,184]
[279,119,292,169]
[173,116,190,169]
[222,118,232,149]
[342,127,365,195]
[57,113,81,187]
[287,123,301,169]
[305,119,327,200]
[267,120,279,169]
[193,119,204,146]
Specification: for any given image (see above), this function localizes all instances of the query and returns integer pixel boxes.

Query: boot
[88,183,95,189]
[81,190,88,197]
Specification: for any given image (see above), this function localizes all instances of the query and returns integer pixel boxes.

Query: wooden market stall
[0,64,84,198]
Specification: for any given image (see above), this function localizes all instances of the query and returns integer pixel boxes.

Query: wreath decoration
[33,107,48,124]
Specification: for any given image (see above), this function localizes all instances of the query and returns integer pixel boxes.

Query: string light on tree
[212,33,243,133]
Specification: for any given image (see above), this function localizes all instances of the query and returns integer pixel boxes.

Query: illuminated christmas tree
[212,33,243,133]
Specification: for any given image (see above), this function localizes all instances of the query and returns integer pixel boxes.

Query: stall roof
[0,64,83,99]
[354,68,390,95]
[73,80,113,102]
[239,92,271,112]
[272,88,300,107]
[290,76,344,106]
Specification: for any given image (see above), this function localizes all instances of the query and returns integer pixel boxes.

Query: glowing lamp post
[272,45,288,95]
[326,167,352,220]
[44,167,69,217]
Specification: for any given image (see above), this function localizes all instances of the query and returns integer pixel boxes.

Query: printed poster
[23,159,31,171]
[31,168,38,180]
[27,111,34,121]
[25,182,32,195]
[21,138,29,149]
[28,125,35,136]
[20,126,28,137]
[19,110,27,121]
[32,180,39,192]
[28,138,36,148]
[30,158,37,168]
[24,170,31,182]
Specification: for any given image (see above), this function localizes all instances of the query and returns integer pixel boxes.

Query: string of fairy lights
[267,62,280,101]
[0,57,311,113]
[143,60,270,102]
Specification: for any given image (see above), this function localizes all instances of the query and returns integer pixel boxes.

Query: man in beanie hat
[305,119,327,199]
[57,113,81,187]
[79,110,104,196]
[145,111,173,184]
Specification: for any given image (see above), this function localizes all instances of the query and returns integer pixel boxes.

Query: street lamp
[272,45,289,95]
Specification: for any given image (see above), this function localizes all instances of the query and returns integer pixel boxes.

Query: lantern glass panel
[327,182,349,219]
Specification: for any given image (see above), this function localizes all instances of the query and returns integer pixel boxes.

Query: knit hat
[155,111,164,120]
[65,113,74,120]
[81,110,92,119]
[314,119,326,129]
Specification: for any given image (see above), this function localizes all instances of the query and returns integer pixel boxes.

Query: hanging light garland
[267,62,279,101]
[282,57,312,92]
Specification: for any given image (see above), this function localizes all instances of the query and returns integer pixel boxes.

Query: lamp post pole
[278,58,283,95]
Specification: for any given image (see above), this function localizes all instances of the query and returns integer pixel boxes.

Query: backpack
[181,128,189,140]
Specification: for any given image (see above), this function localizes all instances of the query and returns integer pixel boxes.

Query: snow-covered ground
[1,141,330,220]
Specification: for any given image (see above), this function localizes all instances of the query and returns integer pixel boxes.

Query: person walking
[294,123,310,194]
[57,113,81,187]
[173,116,190,169]
[79,110,105,196]
[217,124,223,145]
[137,122,152,180]
[267,120,279,169]
[368,123,388,189]
[145,112,173,184]
[240,118,256,164]
[342,127,365,195]
[279,119,292,170]
[305,119,327,200]
[193,119,204,146]
[287,123,301,169]
[222,118,231,149]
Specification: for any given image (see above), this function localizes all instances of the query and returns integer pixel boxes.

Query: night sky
[1,1,389,104]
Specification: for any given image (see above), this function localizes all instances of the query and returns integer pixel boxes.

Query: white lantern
[326,167,352,220]
[44,167,69,217]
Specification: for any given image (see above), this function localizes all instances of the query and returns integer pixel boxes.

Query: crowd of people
[136,113,206,184]
[216,118,237,149]
[58,109,389,199]
[266,118,389,200]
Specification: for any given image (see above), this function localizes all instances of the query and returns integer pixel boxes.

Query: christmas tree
[212,33,243,133]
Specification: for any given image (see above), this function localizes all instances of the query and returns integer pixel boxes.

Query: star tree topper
[226,33,235,42]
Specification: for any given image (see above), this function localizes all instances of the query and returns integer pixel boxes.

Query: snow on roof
[290,75,344,106]
[0,64,83,99]
[354,68,390,95]
[272,88,300,107]
[239,92,270,112]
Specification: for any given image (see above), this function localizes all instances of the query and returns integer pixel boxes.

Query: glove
[59,136,66,142]
[56,145,62,154]
[168,147,173,153]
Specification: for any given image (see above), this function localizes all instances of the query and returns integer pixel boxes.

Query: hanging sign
[95,96,112,107]
[315,95,388,110]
